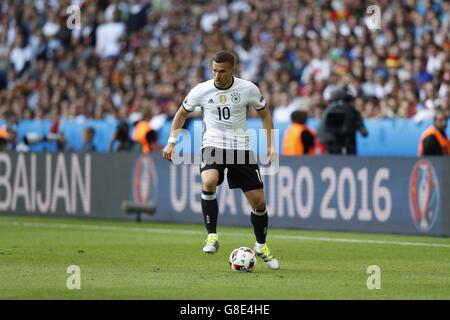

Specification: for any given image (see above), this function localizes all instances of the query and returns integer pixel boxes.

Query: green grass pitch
[0,214,449,299]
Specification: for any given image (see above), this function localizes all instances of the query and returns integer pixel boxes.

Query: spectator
[418,109,450,156]
[132,107,159,153]
[80,127,96,152]
[0,31,8,90]
[281,110,317,156]
[9,34,32,77]
[0,112,33,151]
[110,121,135,152]
[0,124,18,151]
[49,111,69,151]
[438,72,450,98]
[95,10,125,59]
[414,81,440,122]
[0,0,449,127]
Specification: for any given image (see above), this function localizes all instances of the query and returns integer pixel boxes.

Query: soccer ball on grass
[229,247,257,272]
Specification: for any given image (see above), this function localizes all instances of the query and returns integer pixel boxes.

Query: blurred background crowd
[0,0,449,128]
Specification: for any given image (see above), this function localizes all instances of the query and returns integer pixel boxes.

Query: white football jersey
[182,77,266,150]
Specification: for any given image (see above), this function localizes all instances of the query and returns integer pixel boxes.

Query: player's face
[212,61,234,89]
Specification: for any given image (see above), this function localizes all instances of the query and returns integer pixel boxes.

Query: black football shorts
[199,147,264,192]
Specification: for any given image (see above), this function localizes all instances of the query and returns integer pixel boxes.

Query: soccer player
[162,51,279,270]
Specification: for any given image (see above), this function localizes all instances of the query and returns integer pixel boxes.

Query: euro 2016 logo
[132,155,158,205]
[409,160,440,232]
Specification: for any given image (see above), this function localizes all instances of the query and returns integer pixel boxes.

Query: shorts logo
[231,92,241,104]
[408,159,440,232]
[132,154,158,205]
[219,95,227,104]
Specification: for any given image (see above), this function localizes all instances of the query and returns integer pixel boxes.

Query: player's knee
[202,179,218,192]
[253,199,266,212]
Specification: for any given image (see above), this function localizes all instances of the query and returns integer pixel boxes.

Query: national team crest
[132,154,158,205]
[408,159,440,232]
[231,92,241,104]
[219,95,227,104]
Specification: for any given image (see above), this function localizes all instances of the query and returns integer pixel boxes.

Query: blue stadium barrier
[58,118,118,152]
[2,119,118,152]
[2,117,449,156]
[17,120,53,152]
[358,119,434,156]
[160,118,440,156]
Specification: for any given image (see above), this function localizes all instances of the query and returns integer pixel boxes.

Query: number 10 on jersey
[217,106,230,120]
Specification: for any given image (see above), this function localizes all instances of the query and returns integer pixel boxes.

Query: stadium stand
[0,0,449,153]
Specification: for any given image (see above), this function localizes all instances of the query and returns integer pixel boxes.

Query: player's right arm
[162,106,190,161]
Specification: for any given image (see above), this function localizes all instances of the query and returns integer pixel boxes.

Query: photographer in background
[318,86,368,155]
[110,121,135,152]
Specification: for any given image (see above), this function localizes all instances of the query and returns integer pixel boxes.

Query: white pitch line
[1,220,450,249]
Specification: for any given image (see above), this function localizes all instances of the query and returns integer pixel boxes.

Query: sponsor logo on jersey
[259,95,265,103]
[409,159,440,232]
[219,95,227,104]
[231,92,241,104]
[208,99,214,104]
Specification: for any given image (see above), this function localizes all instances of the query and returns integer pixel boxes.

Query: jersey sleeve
[247,83,266,111]
[182,85,203,112]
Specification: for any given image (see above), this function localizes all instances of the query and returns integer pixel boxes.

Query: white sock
[208,233,218,239]
[255,242,265,251]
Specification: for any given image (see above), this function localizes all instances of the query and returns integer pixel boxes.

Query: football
[229,247,257,272]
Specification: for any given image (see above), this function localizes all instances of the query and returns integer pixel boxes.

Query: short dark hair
[291,110,308,124]
[212,51,236,67]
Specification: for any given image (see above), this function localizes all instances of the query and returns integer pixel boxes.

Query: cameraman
[318,86,368,155]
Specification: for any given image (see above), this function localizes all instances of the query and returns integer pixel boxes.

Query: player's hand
[162,143,175,162]
[267,148,277,164]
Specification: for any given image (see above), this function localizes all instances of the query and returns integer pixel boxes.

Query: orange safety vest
[133,120,153,154]
[0,126,7,140]
[418,126,450,156]
[282,123,316,156]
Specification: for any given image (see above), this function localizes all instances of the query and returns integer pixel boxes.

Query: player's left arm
[257,107,277,163]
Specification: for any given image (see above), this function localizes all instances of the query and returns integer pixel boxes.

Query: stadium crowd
[0,0,449,127]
